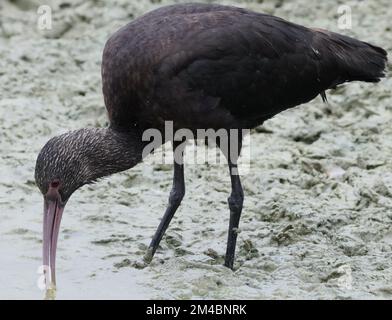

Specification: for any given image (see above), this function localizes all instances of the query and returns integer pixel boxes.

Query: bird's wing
[153,11,328,126]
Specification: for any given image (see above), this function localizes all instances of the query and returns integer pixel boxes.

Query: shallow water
[0,0,392,299]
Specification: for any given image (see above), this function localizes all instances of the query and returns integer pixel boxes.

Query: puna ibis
[34,3,387,290]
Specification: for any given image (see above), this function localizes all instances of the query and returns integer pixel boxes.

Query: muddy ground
[0,0,391,299]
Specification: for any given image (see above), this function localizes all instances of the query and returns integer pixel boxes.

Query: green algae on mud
[0,0,391,299]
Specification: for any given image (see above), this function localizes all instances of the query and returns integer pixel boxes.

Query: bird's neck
[80,126,148,184]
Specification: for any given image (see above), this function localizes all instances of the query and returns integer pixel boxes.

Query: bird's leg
[144,141,185,263]
[222,131,244,269]
[224,162,244,269]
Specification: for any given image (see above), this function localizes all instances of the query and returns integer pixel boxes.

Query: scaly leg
[221,131,244,269]
[224,162,244,269]
[144,141,185,263]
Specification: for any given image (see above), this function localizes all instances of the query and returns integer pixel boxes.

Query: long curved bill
[43,197,65,293]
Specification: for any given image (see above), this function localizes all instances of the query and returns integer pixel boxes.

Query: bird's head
[34,127,144,291]
[35,132,89,203]
[35,131,89,290]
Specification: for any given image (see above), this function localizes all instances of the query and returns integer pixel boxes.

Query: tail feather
[313,29,388,86]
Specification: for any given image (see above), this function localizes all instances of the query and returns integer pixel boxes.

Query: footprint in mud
[320,264,353,290]
[271,223,313,246]
[239,239,260,260]
[113,258,148,270]
[164,233,183,248]
[113,237,190,270]
[174,247,192,257]
[91,234,135,246]
[255,200,302,222]
[203,248,225,265]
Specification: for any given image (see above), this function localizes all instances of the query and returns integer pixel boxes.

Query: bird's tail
[313,29,388,86]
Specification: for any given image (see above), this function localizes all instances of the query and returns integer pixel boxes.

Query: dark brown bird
[35,3,387,289]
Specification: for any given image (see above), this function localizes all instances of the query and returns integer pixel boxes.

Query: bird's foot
[133,260,149,269]
[143,247,154,264]
[224,259,234,270]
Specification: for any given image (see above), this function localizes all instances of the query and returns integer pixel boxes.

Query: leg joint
[169,188,185,205]
[228,193,244,212]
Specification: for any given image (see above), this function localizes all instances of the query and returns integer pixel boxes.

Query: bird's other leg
[224,162,244,269]
[144,141,185,263]
[222,132,244,269]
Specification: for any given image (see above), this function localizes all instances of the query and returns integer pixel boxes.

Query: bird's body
[35,3,387,292]
[102,3,386,131]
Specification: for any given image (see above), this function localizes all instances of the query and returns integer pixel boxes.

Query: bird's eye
[50,180,60,188]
